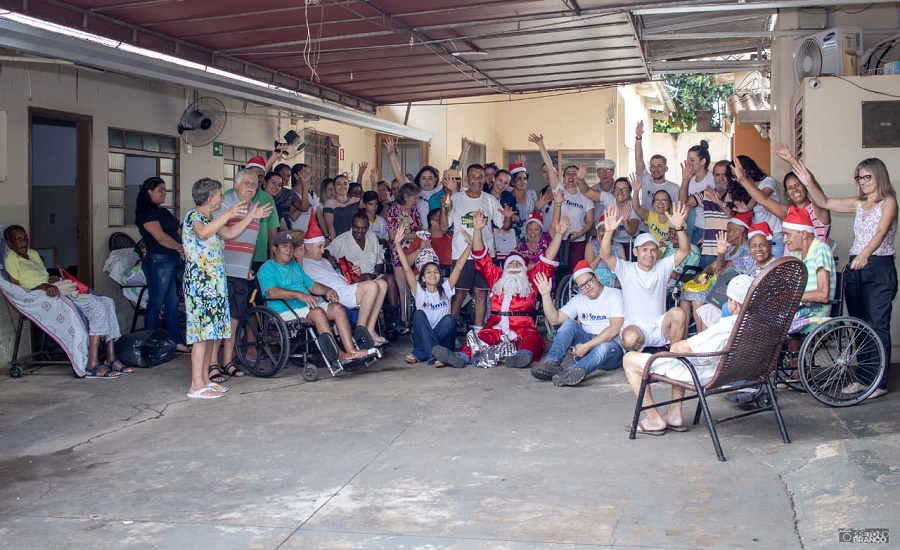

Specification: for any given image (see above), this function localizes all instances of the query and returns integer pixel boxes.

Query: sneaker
[531,361,563,381]
[553,367,587,387]
[504,352,532,369]
[432,346,466,369]
[841,381,867,395]
[867,388,888,400]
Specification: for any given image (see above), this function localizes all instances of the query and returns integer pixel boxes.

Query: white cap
[633,233,659,249]
[726,274,753,304]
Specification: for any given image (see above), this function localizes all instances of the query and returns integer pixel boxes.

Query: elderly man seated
[257,232,371,362]
[300,215,389,345]
[622,274,753,435]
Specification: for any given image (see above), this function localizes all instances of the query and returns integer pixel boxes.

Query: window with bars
[557,150,608,187]
[108,128,179,227]
[222,144,270,188]
[304,133,340,184]
[377,134,428,182]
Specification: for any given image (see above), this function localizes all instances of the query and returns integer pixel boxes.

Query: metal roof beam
[649,60,770,74]
[634,0,876,15]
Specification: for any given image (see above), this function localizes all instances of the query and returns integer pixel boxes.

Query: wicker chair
[629,257,807,461]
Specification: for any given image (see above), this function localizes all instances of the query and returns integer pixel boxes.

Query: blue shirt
[257,259,315,313]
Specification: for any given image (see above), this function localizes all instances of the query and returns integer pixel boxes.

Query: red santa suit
[459,247,558,360]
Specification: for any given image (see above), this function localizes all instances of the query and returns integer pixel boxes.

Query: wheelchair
[233,297,382,382]
[758,265,885,408]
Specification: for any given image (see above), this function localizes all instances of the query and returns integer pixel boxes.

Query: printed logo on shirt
[581,312,608,322]
[422,300,449,310]
[460,211,476,228]
[565,199,585,209]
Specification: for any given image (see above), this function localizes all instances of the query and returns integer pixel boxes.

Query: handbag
[706,267,740,307]
[56,264,90,294]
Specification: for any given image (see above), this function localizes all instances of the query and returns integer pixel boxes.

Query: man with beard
[432,212,569,369]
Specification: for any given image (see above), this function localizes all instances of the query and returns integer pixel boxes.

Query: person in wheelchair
[301,215,389,345]
[783,206,835,325]
[4,225,131,378]
[257,232,371,362]
[622,274,753,436]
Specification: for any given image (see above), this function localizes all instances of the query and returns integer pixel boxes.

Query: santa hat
[594,213,606,229]
[509,162,527,176]
[747,222,773,241]
[525,212,543,229]
[246,156,267,171]
[503,253,526,270]
[783,206,815,234]
[572,260,593,280]
[303,211,326,243]
[728,211,753,230]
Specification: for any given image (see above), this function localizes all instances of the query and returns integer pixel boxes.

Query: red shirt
[431,233,453,266]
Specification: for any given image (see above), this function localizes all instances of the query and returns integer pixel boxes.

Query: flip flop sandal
[84,362,121,379]
[666,423,689,432]
[405,354,418,364]
[207,382,229,393]
[187,387,223,399]
[221,361,245,378]
[627,423,667,436]
[208,364,226,384]
[107,358,133,375]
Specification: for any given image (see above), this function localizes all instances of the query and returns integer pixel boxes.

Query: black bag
[114,329,177,368]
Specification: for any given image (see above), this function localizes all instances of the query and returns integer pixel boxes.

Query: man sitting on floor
[301,215,389,345]
[432,212,568,369]
[622,274,753,435]
[531,260,625,387]
[599,204,690,352]
[257,232,370,362]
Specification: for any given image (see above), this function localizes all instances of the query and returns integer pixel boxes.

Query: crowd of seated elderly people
[3,127,896,408]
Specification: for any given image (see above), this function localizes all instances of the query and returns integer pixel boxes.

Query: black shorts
[227,276,253,320]
[455,259,489,291]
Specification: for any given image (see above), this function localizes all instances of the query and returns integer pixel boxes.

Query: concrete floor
[0,342,897,550]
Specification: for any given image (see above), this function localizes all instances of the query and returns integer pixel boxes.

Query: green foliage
[652,74,734,134]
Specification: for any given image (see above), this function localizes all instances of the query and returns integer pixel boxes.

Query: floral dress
[182,210,230,343]
[515,233,551,268]
[385,202,422,267]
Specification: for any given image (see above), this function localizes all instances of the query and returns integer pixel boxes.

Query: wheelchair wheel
[9,365,22,378]
[799,317,885,407]
[235,306,290,377]
[302,364,319,382]
[553,273,578,311]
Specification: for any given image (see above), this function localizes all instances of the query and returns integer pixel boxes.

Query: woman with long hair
[793,156,897,399]
[680,140,714,246]
[322,173,360,240]
[135,176,189,353]
[729,154,785,257]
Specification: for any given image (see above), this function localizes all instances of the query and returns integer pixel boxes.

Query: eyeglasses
[855,174,873,184]
[577,275,598,290]
[614,187,630,193]
[653,199,670,204]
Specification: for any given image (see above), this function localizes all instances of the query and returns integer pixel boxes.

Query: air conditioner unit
[793,27,862,88]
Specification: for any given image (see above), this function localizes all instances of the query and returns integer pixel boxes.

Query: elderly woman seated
[4,225,130,378]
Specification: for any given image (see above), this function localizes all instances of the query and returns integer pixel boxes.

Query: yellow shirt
[646,212,670,243]
[4,249,49,289]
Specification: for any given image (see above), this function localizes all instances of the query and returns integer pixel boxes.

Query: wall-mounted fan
[177,97,227,147]
[277,127,317,160]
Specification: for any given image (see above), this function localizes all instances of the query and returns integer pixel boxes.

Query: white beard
[492,269,532,298]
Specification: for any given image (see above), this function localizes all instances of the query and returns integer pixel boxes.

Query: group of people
[2,125,896,412]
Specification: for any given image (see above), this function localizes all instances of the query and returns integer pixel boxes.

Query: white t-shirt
[639,173,681,214]
[688,171,715,230]
[369,215,388,241]
[301,257,348,291]
[614,255,676,326]
[448,191,504,259]
[650,315,737,385]
[752,176,783,235]
[293,190,320,233]
[611,208,640,244]
[493,227,518,258]
[417,187,442,228]
[554,185,594,242]
[560,286,624,336]
[326,231,384,274]
[414,280,454,329]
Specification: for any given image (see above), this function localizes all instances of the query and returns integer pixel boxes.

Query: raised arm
[634,120,647,176]
[631,174,650,221]
[791,157,856,213]
[393,223,418,290]
[456,136,470,169]
[383,137,407,185]
[732,158,788,219]
[599,205,622,271]
[528,133,559,188]
[543,217,570,263]
[266,143,287,172]
[290,166,312,221]
[585,237,601,270]
[669,203,691,267]
[356,160,368,185]
[448,234,473,288]
[678,161,698,208]
[219,201,273,240]
[535,271,567,326]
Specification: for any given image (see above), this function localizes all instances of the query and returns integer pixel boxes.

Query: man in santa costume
[432,212,569,369]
